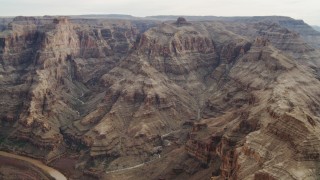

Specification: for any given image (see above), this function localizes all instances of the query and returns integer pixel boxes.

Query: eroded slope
[0,16,320,180]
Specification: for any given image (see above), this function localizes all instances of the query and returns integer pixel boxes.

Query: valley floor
[0,151,67,180]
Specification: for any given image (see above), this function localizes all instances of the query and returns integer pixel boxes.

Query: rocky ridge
[0,16,320,179]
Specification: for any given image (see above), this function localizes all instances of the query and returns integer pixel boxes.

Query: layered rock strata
[0,16,320,179]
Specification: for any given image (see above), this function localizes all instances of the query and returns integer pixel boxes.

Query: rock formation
[174,17,191,26]
[0,16,320,179]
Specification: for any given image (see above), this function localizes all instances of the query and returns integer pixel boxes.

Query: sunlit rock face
[1,16,320,179]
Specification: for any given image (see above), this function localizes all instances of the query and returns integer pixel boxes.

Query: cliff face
[1,16,320,179]
[205,38,320,180]
[0,17,152,160]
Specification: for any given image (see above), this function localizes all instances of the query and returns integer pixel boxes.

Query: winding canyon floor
[0,151,66,180]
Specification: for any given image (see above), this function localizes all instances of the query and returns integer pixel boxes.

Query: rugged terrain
[0,15,320,179]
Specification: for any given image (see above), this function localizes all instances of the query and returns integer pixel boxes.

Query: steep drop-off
[0,16,320,180]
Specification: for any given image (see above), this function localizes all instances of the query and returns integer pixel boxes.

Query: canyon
[0,15,320,179]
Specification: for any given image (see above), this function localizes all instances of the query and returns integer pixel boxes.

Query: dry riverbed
[0,151,67,180]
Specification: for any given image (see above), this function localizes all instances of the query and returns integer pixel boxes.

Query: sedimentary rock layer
[0,16,320,179]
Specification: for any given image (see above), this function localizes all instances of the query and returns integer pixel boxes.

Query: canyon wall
[0,16,320,179]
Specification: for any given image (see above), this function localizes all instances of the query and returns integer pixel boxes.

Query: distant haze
[313,26,320,32]
[0,0,319,25]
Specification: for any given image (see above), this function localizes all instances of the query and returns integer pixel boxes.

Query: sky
[0,0,319,25]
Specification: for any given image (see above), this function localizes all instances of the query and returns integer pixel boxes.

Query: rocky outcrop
[174,17,191,26]
[1,16,320,180]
